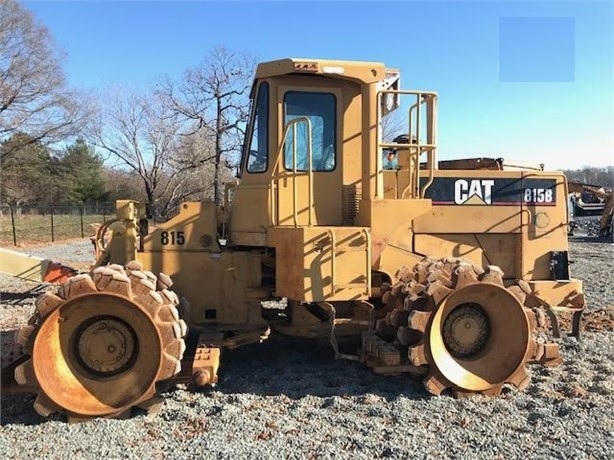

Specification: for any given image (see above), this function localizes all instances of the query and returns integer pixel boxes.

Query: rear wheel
[14,263,187,420]
[384,257,549,396]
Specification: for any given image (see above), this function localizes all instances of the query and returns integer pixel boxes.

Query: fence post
[80,204,85,238]
[10,205,17,246]
[50,206,55,243]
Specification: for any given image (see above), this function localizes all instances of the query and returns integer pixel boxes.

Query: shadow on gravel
[2,335,432,425]
[569,236,614,244]
[199,335,436,403]
[0,394,54,426]
[0,287,46,304]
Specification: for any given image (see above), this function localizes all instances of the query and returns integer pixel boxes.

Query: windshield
[245,82,269,174]
[283,91,336,172]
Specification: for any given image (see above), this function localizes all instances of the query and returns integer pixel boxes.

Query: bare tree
[92,88,185,217]
[564,166,614,188]
[0,0,88,160]
[381,109,408,142]
[156,46,255,205]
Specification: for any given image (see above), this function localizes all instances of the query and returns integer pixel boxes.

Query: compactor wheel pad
[14,265,187,420]
[384,258,542,397]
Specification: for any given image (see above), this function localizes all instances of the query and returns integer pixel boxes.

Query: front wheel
[14,263,187,421]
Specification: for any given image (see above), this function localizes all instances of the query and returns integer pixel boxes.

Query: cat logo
[454,179,495,205]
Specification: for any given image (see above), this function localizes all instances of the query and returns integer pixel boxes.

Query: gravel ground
[1,223,613,460]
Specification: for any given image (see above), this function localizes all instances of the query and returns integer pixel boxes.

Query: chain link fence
[0,203,115,246]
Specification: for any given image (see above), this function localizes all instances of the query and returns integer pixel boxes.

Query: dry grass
[0,213,107,246]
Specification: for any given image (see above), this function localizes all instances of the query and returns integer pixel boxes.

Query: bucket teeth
[508,367,531,390]
[135,394,165,414]
[166,338,187,359]
[389,309,410,328]
[33,393,60,417]
[157,272,173,290]
[453,264,479,289]
[480,266,504,286]
[34,293,64,319]
[396,326,414,346]
[426,281,453,305]
[14,325,35,352]
[157,321,182,344]
[390,281,405,297]
[177,319,188,338]
[125,260,143,271]
[529,342,562,367]
[408,343,429,366]
[100,272,131,297]
[160,289,180,306]
[408,310,431,331]
[136,291,163,316]
[14,359,36,386]
[523,307,538,329]
[61,274,97,300]
[106,264,126,274]
[157,304,180,322]
[509,285,528,305]
[130,275,157,296]
[423,371,451,396]
[159,353,182,380]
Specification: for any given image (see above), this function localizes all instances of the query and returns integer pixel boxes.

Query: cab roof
[254,58,390,84]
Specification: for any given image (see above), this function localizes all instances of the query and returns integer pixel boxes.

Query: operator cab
[229,58,438,246]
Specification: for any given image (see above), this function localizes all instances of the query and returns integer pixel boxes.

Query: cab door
[275,86,343,226]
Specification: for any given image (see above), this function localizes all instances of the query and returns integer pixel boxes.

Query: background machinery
[567,182,613,237]
[5,58,585,421]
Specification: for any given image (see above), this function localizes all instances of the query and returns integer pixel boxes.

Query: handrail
[361,228,371,296]
[376,89,437,199]
[327,229,337,295]
[277,116,314,227]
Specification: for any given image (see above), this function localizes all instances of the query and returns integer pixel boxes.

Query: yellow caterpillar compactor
[6,58,586,421]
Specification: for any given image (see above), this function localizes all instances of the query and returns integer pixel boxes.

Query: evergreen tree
[59,139,108,203]
[0,133,50,205]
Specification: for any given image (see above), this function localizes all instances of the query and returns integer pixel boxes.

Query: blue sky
[24,0,613,171]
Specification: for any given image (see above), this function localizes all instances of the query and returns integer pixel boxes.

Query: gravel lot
[1,225,612,460]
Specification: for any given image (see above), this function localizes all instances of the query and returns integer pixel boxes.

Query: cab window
[283,91,336,172]
[246,82,269,173]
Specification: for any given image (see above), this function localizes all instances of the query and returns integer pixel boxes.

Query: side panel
[229,184,272,246]
[412,171,570,281]
[414,172,525,234]
[138,251,262,327]
[138,201,263,327]
[357,198,431,280]
[268,226,371,302]
[519,171,570,280]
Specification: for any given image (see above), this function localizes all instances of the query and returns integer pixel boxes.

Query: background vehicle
[5,58,585,421]
[567,183,613,237]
